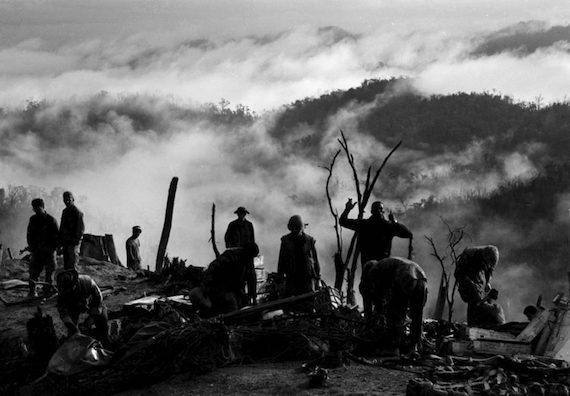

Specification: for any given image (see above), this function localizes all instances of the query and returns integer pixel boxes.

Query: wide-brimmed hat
[234,206,249,214]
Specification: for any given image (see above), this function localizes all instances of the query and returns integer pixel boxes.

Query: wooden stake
[210,203,220,259]
[155,177,179,272]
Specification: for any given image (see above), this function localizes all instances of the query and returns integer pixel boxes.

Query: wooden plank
[467,327,517,342]
[221,290,321,323]
[472,340,532,356]
[516,309,550,342]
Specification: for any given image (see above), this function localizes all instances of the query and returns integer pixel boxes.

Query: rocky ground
[1,258,414,395]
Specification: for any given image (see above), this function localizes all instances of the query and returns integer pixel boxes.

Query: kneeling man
[56,269,109,346]
[189,242,259,317]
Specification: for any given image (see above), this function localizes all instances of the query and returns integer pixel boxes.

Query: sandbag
[47,333,113,376]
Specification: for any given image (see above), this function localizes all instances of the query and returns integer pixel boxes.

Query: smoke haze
[1,2,569,319]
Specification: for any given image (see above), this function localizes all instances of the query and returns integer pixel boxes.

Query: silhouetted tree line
[270,78,570,162]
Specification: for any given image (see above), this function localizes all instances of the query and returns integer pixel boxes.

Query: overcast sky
[0,0,569,110]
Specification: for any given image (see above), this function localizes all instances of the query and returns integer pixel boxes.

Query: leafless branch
[322,150,343,254]
[210,203,220,259]
[338,129,363,207]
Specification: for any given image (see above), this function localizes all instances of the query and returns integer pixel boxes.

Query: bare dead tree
[210,203,221,259]
[424,218,466,322]
[334,130,402,305]
[321,150,345,290]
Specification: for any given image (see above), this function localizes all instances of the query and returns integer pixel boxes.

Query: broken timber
[155,177,178,272]
[221,290,324,324]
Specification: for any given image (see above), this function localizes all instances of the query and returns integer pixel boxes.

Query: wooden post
[433,270,446,320]
[6,248,13,260]
[210,203,220,259]
[104,234,122,266]
[0,244,4,277]
[155,177,179,272]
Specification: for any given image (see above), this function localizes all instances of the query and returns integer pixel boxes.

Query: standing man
[26,198,59,297]
[277,215,321,297]
[224,206,255,248]
[59,191,85,270]
[340,198,413,268]
[224,206,256,304]
[125,225,142,271]
[359,257,428,355]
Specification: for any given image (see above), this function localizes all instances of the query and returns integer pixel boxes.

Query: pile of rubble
[405,293,570,395]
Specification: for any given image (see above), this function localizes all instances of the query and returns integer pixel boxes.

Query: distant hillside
[271,78,570,160]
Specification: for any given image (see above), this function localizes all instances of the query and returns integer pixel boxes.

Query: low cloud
[1,23,570,112]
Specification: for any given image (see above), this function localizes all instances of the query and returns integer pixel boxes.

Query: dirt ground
[117,361,414,396]
[1,258,415,395]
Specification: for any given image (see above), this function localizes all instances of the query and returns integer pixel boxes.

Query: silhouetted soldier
[125,225,142,270]
[224,206,255,248]
[189,243,259,316]
[26,198,59,297]
[454,245,506,327]
[340,198,413,268]
[277,215,321,297]
[56,269,109,346]
[360,257,427,355]
[224,206,256,304]
[59,191,84,270]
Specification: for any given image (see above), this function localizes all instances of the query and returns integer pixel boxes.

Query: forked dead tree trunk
[425,219,466,322]
[155,177,178,272]
[324,130,401,305]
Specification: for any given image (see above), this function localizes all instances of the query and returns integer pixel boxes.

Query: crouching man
[454,245,505,328]
[360,257,427,355]
[189,242,259,317]
[56,269,109,346]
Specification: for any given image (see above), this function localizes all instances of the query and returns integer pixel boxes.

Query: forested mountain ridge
[271,78,570,160]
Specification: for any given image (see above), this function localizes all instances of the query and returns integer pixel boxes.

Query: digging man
[454,245,506,328]
[189,242,259,317]
[359,257,427,355]
[56,269,109,346]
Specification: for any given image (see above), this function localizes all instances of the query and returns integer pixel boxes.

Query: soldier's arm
[135,243,142,263]
[246,258,257,303]
[50,216,60,249]
[276,240,286,278]
[86,278,104,315]
[26,219,33,248]
[76,211,85,243]
[311,239,321,280]
[57,294,73,324]
[339,210,361,231]
[391,222,413,239]
[224,224,238,248]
